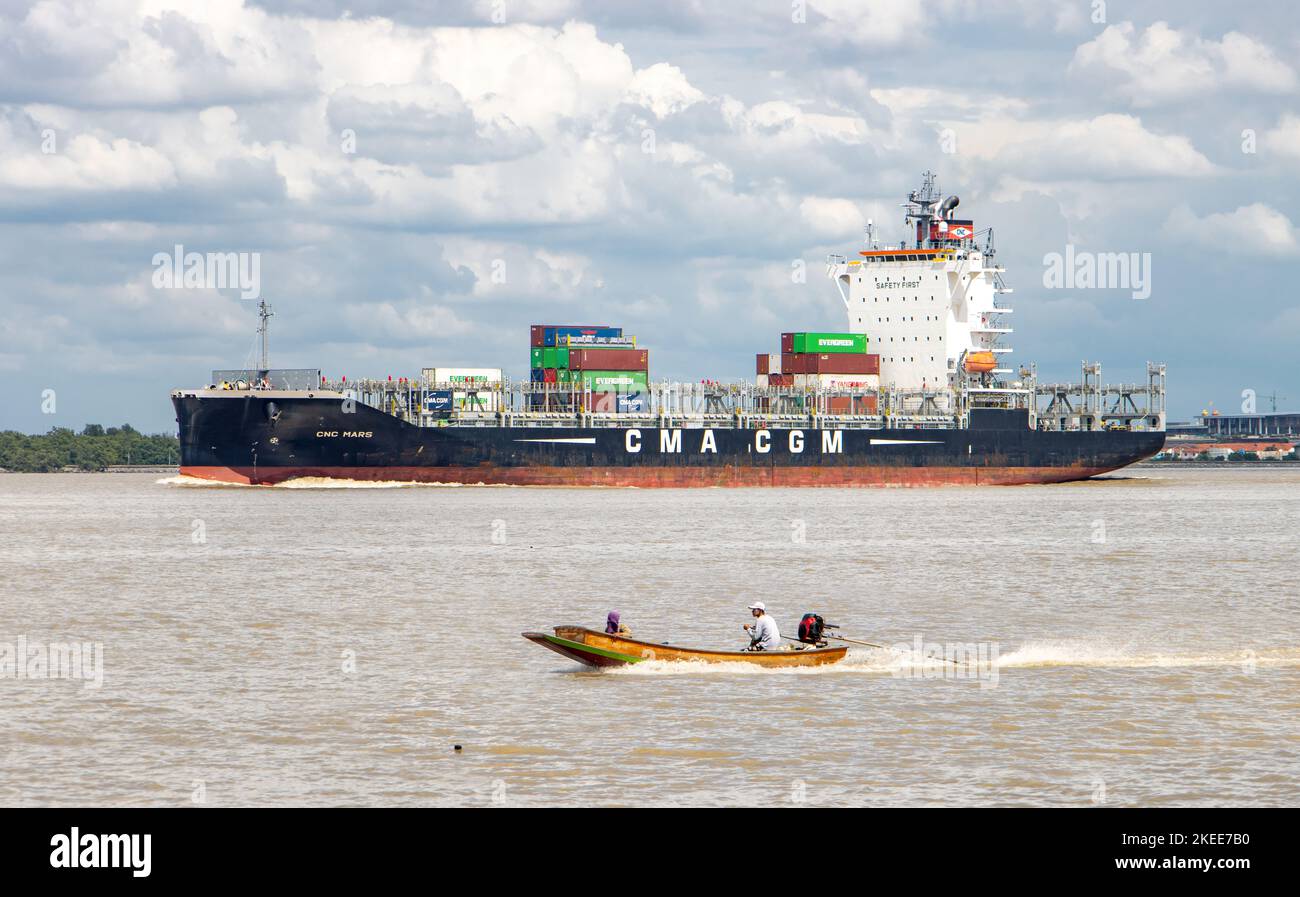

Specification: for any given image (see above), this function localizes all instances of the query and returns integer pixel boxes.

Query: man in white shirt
[743,602,781,651]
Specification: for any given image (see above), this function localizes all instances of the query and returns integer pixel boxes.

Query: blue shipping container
[616,393,648,412]
[423,390,454,412]
[543,325,622,346]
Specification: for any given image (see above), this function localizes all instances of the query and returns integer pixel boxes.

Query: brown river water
[1,468,1297,807]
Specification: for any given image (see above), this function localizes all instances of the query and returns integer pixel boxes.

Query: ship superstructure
[829,171,1012,404]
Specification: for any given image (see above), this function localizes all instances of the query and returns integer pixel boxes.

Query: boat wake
[156,475,512,489]
[156,475,251,488]
[593,641,1300,676]
[994,640,1300,670]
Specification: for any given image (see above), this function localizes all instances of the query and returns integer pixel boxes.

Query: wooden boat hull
[521,626,848,668]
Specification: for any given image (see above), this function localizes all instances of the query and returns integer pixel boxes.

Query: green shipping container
[574,370,649,391]
[531,347,545,368]
[541,347,571,369]
[558,369,574,383]
[793,332,867,354]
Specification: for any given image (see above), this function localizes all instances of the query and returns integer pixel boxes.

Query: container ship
[172,173,1167,486]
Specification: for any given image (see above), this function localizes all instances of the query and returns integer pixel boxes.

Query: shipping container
[766,373,794,387]
[568,348,649,371]
[755,353,782,375]
[423,390,454,412]
[573,370,648,391]
[781,353,804,374]
[799,353,880,375]
[586,391,649,413]
[617,393,648,413]
[530,347,545,368]
[793,373,880,390]
[453,390,499,412]
[531,324,614,347]
[791,332,868,354]
[538,347,573,369]
[755,374,769,388]
[543,368,558,384]
[422,367,503,386]
[781,332,794,354]
[827,395,879,415]
[560,334,637,348]
[539,325,621,347]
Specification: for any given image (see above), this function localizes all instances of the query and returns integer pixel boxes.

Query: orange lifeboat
[964,351,997,374]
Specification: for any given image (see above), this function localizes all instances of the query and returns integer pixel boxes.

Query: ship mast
[256,299,273,373]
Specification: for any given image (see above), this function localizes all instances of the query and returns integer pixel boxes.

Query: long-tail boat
[522,625,848,668]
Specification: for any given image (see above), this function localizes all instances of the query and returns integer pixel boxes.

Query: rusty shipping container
[801,353,880,374]
[568,348,649,371]
[826,395,879,415]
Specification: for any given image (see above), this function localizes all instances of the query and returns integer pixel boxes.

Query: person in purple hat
[605,611,631,636]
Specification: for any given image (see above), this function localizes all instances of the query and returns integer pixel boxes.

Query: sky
[1,0,1298,433]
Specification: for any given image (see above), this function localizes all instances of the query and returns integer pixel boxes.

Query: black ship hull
[172,392,1165,486]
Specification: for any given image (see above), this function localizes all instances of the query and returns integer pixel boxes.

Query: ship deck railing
[278,371,1167,433]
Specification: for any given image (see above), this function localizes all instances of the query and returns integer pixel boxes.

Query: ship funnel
[939,195,960,218]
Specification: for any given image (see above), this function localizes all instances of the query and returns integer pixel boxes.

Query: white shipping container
[766,353,782,375]
[421,367,503,386]
[453,390,499,412]
[755,374,769,388]
[794,373,880,390]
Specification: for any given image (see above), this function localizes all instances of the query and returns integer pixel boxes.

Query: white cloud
[811,0,1087,46]
[1163,203,1299,257]
[439,239,601,301]
[1070,22,1297,106]
[623,63,705,118]
[953,113,1215,181]
[1261,114,1300,161]
[799,197,864,239]
[0,130,177,191]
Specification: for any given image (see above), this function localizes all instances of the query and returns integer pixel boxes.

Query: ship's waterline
[0,468,1296,807]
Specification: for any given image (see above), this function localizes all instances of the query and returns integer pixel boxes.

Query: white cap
[747,602,766,612]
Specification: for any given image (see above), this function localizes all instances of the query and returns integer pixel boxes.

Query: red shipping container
[543,368,558,384]
[768,373,793,387]
[569,348,649,371]
[827,395,880,415]
[802,353,880,374]
[588,392,617,413]
[781,353,804,374]
[756,353,769,375]
[780,332,794,354]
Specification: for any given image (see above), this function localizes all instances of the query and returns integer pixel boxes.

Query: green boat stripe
[544,634,643,664]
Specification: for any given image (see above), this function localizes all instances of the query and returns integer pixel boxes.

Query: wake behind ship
[172,173,1166,486]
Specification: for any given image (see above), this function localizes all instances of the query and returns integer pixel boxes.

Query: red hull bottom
[179,464,1121,487]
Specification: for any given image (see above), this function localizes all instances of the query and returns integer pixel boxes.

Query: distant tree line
[0,425,179,472]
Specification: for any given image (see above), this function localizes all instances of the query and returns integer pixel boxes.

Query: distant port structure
[1167,411,1300,438]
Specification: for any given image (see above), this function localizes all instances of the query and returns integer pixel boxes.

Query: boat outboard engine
[798,613,827,645]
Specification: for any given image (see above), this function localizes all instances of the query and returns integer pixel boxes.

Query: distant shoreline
[1133,461,1300,469]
